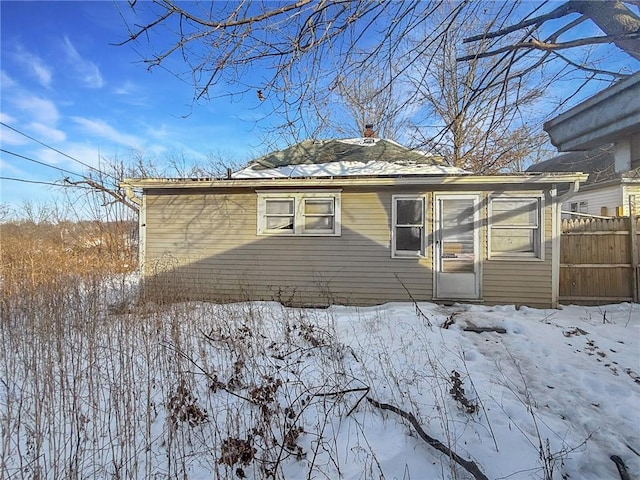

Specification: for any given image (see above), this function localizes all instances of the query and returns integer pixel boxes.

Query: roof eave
[121,173,588,190]
[577,178,622,192]
[543,73,640,151]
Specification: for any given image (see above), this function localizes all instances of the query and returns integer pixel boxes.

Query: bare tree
[118,2,468,139]
[271,4,552,172]
[398,6,551,173]
[458,1,640,114]
[63,156,141,214]
[327,62,414,141]
[117,1,639,162]
[461,1,640,64]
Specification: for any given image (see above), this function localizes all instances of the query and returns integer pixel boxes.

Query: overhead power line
[1,175,140,212]
[0,176,93,190]
[0,121,120,182]
[0,125,139,211]
[0,148,84,178]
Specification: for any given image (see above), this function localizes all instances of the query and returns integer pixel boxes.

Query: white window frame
[391,195,425,258]
[488,194,544,260]
[570,201,588,214]
[256,190,342,236]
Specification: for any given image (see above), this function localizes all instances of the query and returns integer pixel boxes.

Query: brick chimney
[364,124,375,138]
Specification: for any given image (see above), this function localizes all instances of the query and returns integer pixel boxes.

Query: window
[302,199,335,233]
[392,196,425,257]
[570,201,588,214]
[257,191,341,236]
[489,196,543,259]
[264,199,294,231]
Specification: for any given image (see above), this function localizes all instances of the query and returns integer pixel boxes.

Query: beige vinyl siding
[143,187,434,306]
[482,191,554,307]
[142,184,557,307]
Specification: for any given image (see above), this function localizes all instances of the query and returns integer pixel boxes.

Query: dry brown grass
[0,219,137,298]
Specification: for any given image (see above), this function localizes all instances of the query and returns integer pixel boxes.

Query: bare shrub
[218,436,257,477]
[0,217,136,299]
[449,370,479,414]
[168,379,209,427]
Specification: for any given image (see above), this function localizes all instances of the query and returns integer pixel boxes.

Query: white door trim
[433,194,481,300]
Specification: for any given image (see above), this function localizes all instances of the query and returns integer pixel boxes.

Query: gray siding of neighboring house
[631,132,640,170]
[562,184,622,217]
[142,185,556,307]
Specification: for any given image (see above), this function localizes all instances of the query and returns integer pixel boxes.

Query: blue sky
[0,1,269,211]
[1,1,638,214]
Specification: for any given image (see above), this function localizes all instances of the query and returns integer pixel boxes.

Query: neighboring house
[533,72,640,217]
[122,137,585,308]
[527,145,640,217]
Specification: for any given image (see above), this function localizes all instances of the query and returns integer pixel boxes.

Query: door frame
[433,193,482,300]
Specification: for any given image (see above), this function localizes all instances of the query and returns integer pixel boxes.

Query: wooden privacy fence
[560,216,640,304]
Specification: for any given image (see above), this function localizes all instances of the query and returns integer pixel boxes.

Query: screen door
[434,195,480,299]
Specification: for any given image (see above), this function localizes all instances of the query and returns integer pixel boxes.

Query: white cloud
[0,157,21,175]
[31,62,52,89]
[0,123,29,146]
[62,37,105,89]
[145,143,168,156]
[0,70,17,89]
[27,122,67,143]
[114,80,137,95]
[113,81,150,107]
[14,45,53,88]
[36,143,101,169]
[72,116,143,149]
[0,112,17,124]
[13,95,60,125]
[146,123,169,139]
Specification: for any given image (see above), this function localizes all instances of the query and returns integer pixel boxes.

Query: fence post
[629,196,639,303]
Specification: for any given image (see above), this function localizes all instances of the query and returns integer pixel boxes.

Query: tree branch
[463,2,577,43]
[367,397,489,480]
[551,50,630,78]
[545,14,588,43]
[611,455,631,480]
[112,9,174,45]
[117,0,639,154]
[131,0,315,35]
[64,178,139,213]
[458,32,640,61]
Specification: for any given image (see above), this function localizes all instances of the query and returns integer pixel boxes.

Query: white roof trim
[121,173,588,190]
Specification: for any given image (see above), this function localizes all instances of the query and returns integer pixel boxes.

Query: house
[527,146,640,217]
[532,72,640,218]
[122,138,586,308]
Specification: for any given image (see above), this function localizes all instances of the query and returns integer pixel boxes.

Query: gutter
[120,173,588,190]
[123,184,143,207]
[557,179,581,202]
[551,178,582,309]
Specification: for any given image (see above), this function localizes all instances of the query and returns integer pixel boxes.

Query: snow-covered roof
[232,138,468,178]
[121,138,588,189]
[232,159,466,178]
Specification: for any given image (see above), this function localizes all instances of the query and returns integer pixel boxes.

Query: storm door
[434,194,480,299]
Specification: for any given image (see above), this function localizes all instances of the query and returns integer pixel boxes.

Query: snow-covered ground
[1,295,638,479]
